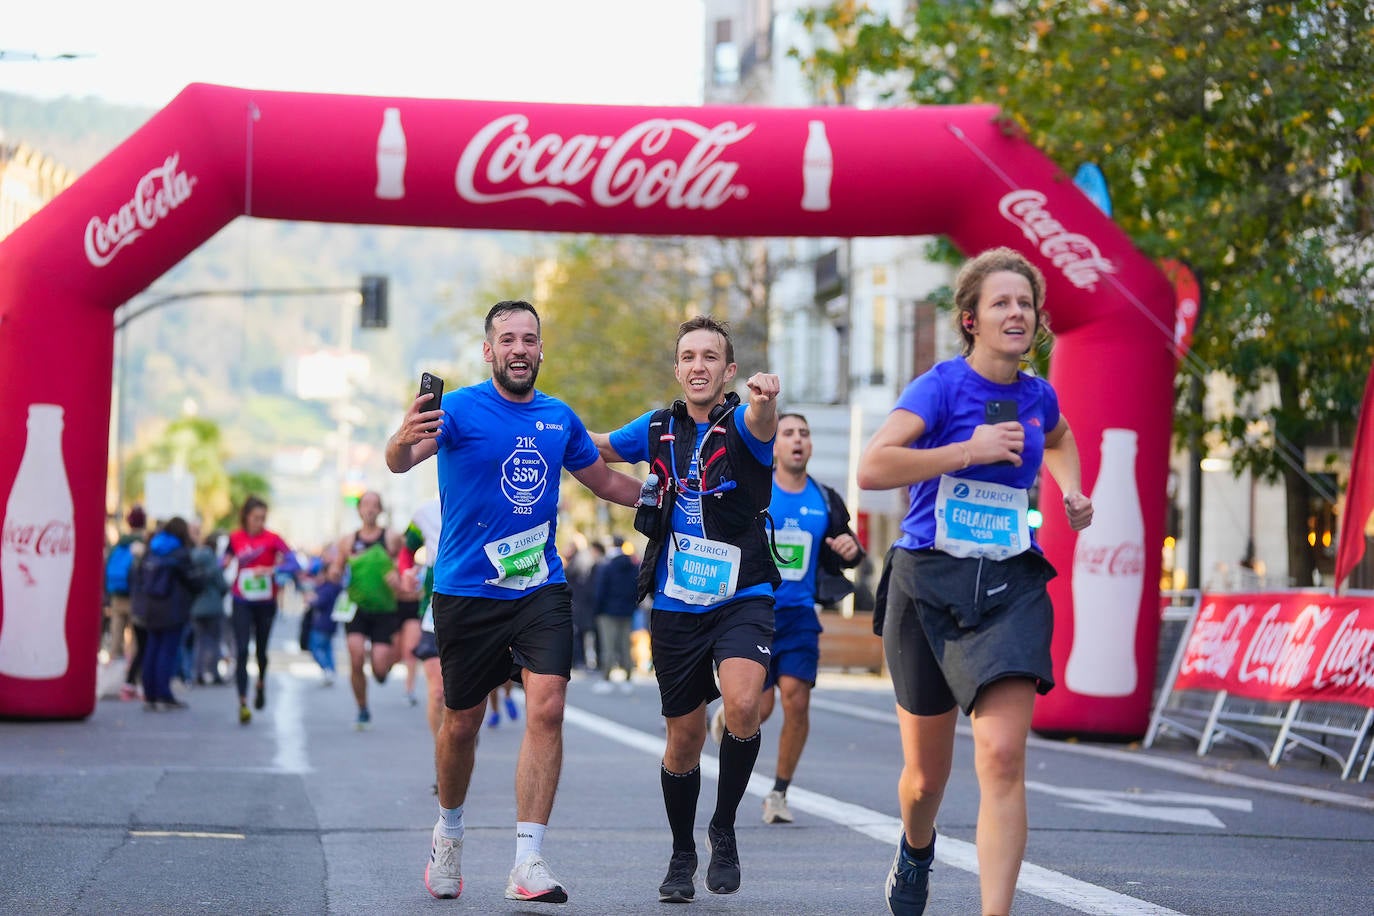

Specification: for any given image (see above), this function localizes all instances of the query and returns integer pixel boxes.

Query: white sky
[1,0,705,109]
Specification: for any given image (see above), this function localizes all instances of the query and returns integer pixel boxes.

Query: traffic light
[360,274,388,329]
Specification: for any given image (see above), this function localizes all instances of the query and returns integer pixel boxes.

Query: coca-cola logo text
[1,520,75,557]
[456,115,753,211]
[84,154,196,268]
[998,190,1116,291]
[1238,602,1331,689]
[1074,541,1144,576]
[1313,610,1374,691]
[1180,602,1252,679]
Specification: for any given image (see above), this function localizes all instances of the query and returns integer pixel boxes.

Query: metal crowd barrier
[1144,589,1374,781]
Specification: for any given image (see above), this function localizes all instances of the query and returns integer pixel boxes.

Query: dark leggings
[232,598,277,699]
[124,624,148,686]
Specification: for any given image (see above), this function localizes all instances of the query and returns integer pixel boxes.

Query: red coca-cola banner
[0,84,1175,724]
[1174,592,1374,707]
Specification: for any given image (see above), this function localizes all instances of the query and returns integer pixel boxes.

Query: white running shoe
[425,821,463,900]
[762,790,794,824]
[709,704,727,745]
[506,853,569,903]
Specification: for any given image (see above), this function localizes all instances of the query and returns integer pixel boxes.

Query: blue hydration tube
[666,413,738,498]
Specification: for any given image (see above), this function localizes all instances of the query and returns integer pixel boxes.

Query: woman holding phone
[857,247,1094,916]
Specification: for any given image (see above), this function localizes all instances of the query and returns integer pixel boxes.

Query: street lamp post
[112,281,384,523]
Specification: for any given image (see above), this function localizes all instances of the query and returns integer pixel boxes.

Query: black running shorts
[650,596,774,719]
[345,610,401,646]
[432,584,573,711]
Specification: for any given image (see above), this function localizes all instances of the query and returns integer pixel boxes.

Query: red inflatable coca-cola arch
[0,84,1174,731]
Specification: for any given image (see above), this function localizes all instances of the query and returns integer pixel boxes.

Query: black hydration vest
[633,393,781,604]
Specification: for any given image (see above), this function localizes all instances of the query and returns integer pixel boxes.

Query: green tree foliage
[796,0,1374,584]
[488,236,701,433]
[123,416,234,528]
[225,471,273,533]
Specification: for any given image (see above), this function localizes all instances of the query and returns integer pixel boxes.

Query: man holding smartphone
[386,300,643,905]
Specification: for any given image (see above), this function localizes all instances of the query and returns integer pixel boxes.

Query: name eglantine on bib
[933,474,1031,560]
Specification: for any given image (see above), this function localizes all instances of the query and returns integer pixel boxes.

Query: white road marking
[563,704,1185,915]
[272,669,310,773]
[1026,782,1253,829]
[130,830,245,839]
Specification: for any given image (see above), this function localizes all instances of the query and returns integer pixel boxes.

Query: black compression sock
[661,763,701,854]
[712,729,761,831]
[772,776,790,794]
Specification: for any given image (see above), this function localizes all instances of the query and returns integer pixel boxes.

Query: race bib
[482,522,551,591]
[664,533,741,606]
[330,590,357,623]
[772,528,814,582]
[933,475,1030,560]
[236,568,273,601]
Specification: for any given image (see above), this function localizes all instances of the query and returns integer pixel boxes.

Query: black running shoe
[885,838,933,915]
[705,823,740,895]
[254,680,266,710]
[658,850,697,903]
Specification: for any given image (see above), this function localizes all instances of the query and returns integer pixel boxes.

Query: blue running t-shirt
[769,477,830,611]
[893,357,1059,553]
[432,380,599,599]
[608,404,774,614]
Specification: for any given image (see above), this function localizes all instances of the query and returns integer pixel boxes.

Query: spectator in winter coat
[105,503,147,674]
[591,537,640,694]
[565,536,603,671]
[189,531,229,686]
[137,517,204,710]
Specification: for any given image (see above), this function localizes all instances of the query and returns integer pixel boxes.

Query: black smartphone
[985,399,1018,465]
[419,372,445,426]
[984,399,1018,424]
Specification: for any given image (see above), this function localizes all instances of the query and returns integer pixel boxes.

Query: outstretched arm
[590,430,627,465]
[743,372,781,443]
[571,457,643,508]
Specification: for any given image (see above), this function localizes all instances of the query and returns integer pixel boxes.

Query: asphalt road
[2,622,1371,915]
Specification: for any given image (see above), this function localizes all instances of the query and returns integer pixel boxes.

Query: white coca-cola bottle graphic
[375,107,407,200]
[801,120,832,212]
[1065,428,1145,697]
[0,404,75,679]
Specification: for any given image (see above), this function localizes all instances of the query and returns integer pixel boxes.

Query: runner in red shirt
[224,495,295,725]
